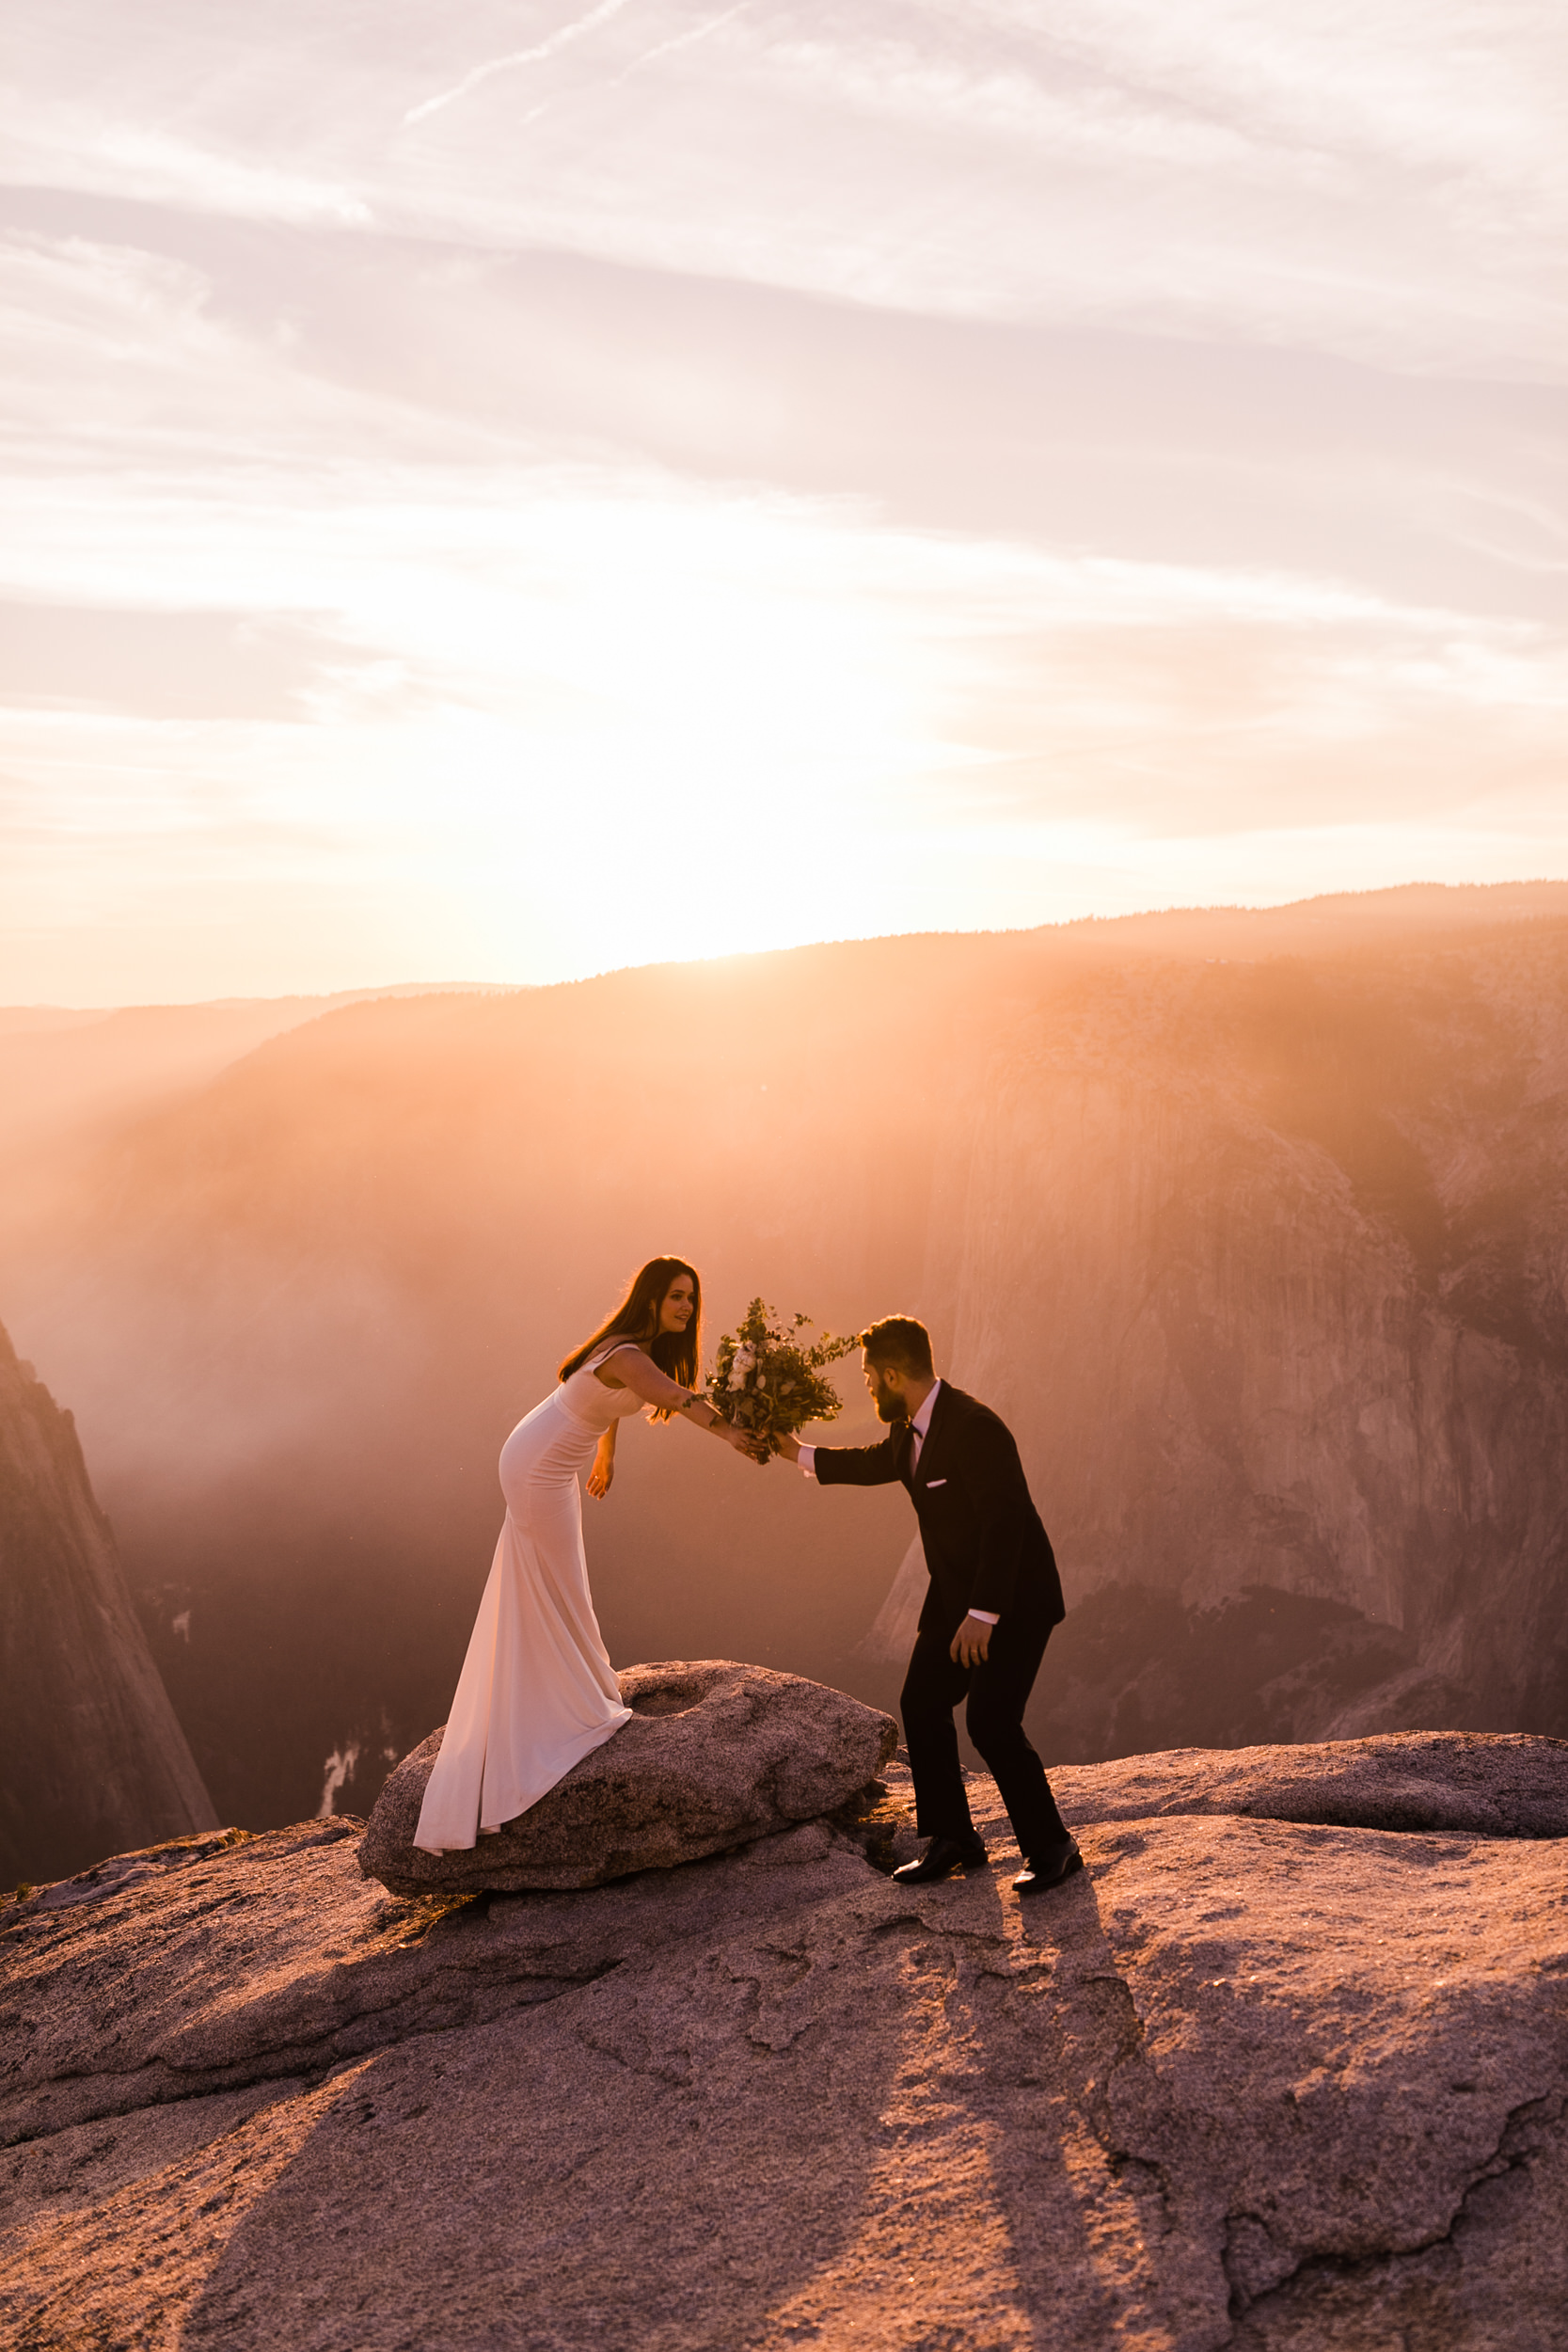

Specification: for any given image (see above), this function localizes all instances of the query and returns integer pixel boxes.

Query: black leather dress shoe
[1012,1839,1084,1896]
[891,1835,989,1885]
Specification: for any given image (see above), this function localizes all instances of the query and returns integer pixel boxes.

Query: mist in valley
[5,881,1568,1872]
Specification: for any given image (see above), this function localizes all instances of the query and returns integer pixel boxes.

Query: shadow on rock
[177,1829,918,2351]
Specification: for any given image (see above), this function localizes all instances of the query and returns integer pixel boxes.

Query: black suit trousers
[900,1592,1067,1858]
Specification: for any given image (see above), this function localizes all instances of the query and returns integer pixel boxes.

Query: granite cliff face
[940,926,1568,1748]
[1,886,1566,1828]
[2,1730,1565,2350]
[0,1319,216,1886]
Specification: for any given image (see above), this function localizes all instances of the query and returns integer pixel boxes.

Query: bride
[414,1255,759,1854]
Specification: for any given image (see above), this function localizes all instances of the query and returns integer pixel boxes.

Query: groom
[776,1317,1081,1896]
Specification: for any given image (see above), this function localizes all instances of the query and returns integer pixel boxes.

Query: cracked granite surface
[2,1734,1565,2348]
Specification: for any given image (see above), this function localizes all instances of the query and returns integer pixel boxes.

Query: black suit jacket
[814,1383,1064,1632]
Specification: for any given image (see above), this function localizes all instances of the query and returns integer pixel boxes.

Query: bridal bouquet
[705,1298,857,1457]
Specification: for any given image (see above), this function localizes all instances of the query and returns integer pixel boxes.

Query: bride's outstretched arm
[600,1343,766,1459]
[587,1421,616,1499]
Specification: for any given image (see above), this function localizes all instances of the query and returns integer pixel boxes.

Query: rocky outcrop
[359,1660,898,1894]
[0,1320,216,1888]
[2,1731,1565,2349]
[1054,1727,1568,1836]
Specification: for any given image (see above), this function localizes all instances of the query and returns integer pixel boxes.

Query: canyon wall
[942,929,1568,1744]
[0,1320,217,1885]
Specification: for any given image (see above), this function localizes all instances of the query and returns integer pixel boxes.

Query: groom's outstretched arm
[783,1430,903,1486]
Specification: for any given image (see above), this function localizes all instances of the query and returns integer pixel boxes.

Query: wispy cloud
[617,0,751,82]
[8,4,1563,372]
[404,0,644,125]
[0,0,1563,1001]
[4,437,1562,995]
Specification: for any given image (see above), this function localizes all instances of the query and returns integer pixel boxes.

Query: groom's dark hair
[860,1316,933,1379]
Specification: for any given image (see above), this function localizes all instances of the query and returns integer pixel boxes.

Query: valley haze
[4,882,1568,1884]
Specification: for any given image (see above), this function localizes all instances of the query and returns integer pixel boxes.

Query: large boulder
[357,1659,898,1896]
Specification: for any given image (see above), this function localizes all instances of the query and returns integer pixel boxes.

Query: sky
[2,0,1565,1002]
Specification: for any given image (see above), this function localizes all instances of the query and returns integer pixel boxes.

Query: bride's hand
[587,1452,614,1499]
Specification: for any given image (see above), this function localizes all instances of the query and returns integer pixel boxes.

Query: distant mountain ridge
[0,982,525,1174]
[2,882,1566,1835]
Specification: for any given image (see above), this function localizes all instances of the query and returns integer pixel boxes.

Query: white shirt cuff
[968,1609,1000,1625]
[797,1442,816,1477]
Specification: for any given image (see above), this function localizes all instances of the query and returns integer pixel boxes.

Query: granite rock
[3,1732,1566,2351]
[357,1659,899,1895]
[1050,1727,1568,1839]
[0,1319,216,1885]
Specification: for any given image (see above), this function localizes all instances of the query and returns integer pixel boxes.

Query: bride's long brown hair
[558,1257,704,1421]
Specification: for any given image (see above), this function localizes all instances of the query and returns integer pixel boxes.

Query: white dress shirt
[800,1379,998,1625]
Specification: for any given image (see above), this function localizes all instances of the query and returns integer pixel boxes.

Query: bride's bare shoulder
[590,1339,646,1387]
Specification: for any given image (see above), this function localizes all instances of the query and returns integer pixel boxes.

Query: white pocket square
[925,1477,947,1487]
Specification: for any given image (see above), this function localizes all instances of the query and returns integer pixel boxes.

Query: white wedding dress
[413,1342,640,1852]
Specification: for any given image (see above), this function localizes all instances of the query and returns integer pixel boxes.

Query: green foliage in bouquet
[705,1298,858,1457]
